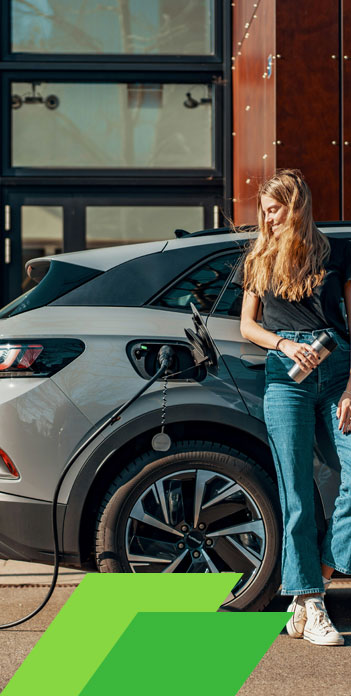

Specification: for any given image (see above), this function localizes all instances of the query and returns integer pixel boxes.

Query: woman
[239,169,351,646]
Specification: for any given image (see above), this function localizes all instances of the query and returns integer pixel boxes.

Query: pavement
[0,585,78,692]
[1,559,350,591]
[0,559,86,586]
[237,578,351,696]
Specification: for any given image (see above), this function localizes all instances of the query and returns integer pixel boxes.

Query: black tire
[95,440,281,611]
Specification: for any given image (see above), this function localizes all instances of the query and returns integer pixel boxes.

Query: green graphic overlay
[80,611,288,696]
[3,574,289,696]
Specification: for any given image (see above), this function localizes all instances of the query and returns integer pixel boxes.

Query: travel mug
[287,330,338,383]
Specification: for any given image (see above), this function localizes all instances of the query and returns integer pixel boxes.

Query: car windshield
[0,260,102,319]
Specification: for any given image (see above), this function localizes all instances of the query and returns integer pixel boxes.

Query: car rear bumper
[0,492,66,565]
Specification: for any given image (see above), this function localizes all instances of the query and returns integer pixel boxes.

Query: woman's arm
[240,291,282,349]
[240,290,320,371]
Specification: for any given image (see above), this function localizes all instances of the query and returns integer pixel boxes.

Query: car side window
[150,252,242,314]
[212,283,244,318]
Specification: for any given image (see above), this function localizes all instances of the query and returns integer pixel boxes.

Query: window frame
[2,71,222,177]
[2,0,223,64]
[0,184,225,306]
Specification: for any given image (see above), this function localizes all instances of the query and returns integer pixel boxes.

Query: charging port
[127,340,206,381]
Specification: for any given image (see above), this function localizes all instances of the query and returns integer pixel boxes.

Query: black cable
[0,349,176,629]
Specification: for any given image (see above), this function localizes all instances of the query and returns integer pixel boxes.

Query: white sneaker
[286,596,307,638]
[303,598,344,646]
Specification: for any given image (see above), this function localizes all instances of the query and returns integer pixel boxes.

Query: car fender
[62,402,271,563]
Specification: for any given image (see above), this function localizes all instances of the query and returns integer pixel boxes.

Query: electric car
[0,224,350,611]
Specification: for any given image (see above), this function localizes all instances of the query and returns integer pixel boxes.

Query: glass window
[86,206,204,247]
[11,0,214,55]
[0,261,101,319]
[151,253,241,314]
[52,248,216,308]
[11,82,213,169]
[213,284,244,318]
[21,206,63,292]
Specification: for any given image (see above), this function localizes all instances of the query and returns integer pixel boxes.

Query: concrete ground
[0,562,350,694]
[0,585,78,692]
[0,559,85,587]
[237,578,351,696]
[0,560,86,692]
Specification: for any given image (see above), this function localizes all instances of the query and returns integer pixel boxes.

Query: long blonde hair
[243,169,331,301]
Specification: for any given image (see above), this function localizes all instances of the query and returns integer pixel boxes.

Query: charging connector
[157,344,175,371]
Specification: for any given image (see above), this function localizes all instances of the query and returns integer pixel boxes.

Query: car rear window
[0,261,101,319]
[51,243,235,307]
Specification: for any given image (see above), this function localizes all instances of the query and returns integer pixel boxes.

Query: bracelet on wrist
[275,337,285,351]
[344,390,351,397]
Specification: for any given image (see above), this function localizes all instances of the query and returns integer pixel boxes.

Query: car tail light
[0,339,84,377]
[0,449,19,479]
[0,345,43,371]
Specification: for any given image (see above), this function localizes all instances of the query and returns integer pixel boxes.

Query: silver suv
[0,224,349,611]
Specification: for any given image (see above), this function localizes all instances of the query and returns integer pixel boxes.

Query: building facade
[0,0,232,306]
[233,0,351,225]
[0,0,350,306]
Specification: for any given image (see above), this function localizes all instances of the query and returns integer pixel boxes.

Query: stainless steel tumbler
[287,330,338,383]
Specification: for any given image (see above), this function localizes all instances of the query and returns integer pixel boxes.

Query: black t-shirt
[233,236,351,341]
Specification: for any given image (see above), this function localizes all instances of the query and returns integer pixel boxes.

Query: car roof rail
[174,225,255,239]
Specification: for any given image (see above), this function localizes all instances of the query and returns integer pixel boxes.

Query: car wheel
[94,441,281,611]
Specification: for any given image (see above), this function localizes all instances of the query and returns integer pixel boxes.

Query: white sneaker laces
[308,603,336,634]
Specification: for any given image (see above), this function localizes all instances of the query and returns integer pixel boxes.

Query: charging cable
[0,345,177,628]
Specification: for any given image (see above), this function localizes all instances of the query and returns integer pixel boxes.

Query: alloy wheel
[125,468,266,597]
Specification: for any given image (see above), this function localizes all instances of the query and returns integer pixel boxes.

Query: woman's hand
[278,339,320,372]
[336,392,351,434]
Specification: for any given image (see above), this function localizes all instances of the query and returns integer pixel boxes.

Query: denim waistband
[275,327,338,341]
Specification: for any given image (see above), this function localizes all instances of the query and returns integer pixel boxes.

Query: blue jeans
[263,327,351,596]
